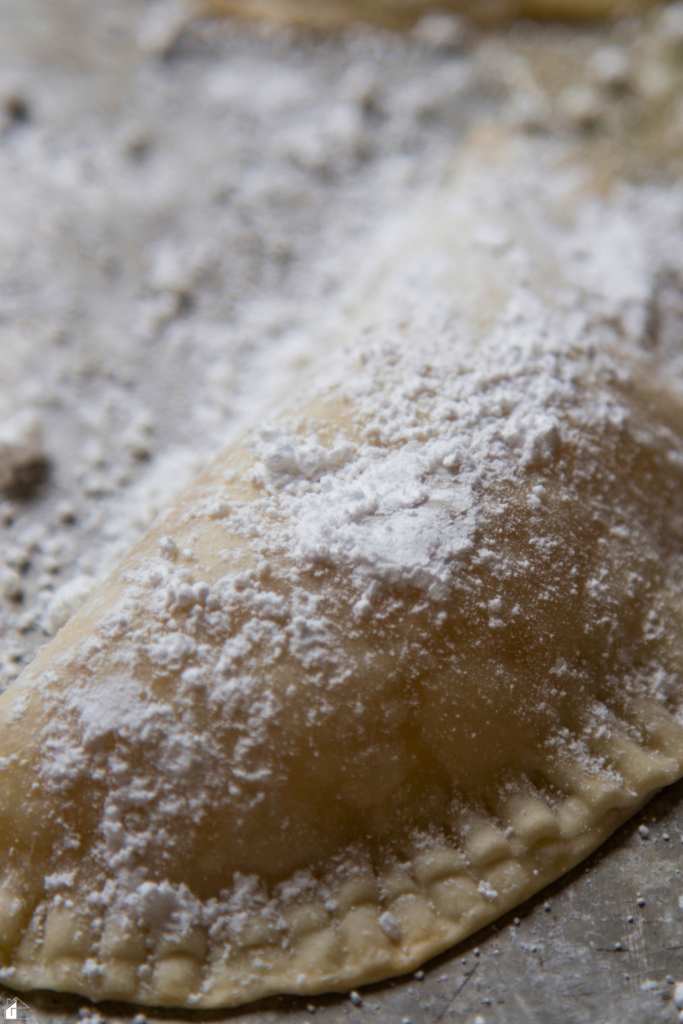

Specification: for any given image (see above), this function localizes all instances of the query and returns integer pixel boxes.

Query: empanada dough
[1,136,683,1008]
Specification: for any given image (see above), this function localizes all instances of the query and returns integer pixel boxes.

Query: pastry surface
[1,136,683,1008]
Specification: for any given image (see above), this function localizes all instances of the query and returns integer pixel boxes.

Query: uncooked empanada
[1,135,683,1009]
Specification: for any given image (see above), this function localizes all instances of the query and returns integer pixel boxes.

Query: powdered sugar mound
[261,434,474,602]
[125,880,201,940]
[243,283,631,611]
[68,675,148,749]
[251,427,355,490]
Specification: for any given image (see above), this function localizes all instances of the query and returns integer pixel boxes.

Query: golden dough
[1,136,683,1008]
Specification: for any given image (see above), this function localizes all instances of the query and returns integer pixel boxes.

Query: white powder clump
[478,880,499,902]
[378,910,402,940]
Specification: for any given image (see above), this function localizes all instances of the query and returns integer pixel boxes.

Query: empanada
[1,135,683,1008]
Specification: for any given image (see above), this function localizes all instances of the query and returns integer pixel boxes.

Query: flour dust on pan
[1,135,683,1009]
